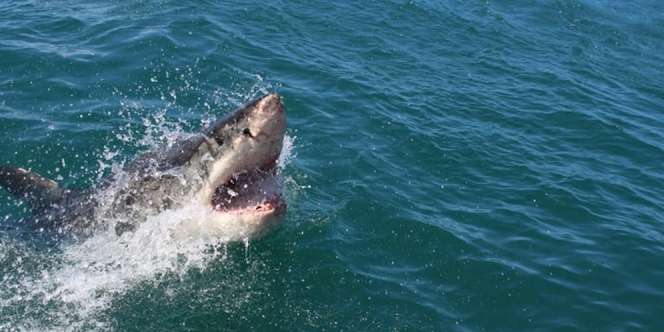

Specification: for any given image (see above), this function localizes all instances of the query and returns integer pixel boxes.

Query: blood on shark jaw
[210,165,285,213]
[207,150,285,226]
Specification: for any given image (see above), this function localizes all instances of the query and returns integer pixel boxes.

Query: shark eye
[242,128,253,137]
[214,137,224,146]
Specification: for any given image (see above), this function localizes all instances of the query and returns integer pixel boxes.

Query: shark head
[105,93,288,238]
[198,93,286,211]
[186,93,287,236]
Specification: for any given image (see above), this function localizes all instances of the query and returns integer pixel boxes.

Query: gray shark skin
[0,93,287,239]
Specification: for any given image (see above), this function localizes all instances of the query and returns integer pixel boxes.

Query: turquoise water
[1,0,664,330]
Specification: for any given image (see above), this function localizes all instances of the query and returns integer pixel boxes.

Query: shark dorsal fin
[0,166,65,209]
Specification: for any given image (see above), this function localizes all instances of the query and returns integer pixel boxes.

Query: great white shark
[0,93,287,239]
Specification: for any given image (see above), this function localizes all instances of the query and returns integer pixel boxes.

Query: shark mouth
[210,166,285,215]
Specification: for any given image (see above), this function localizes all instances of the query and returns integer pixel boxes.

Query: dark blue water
[1,1,663,331]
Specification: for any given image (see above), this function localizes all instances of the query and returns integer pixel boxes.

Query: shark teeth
[211,167,282,213]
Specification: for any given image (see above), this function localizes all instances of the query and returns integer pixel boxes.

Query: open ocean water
[1,0,663,331]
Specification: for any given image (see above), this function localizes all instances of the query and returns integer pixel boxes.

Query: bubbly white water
[0,89,295,331]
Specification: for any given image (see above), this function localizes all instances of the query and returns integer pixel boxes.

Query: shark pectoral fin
[0,166,65,209]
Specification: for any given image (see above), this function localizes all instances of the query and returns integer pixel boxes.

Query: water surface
[1,1,663,331]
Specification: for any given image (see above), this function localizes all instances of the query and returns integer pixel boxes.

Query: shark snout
[258,93,283,114]
[248,93,286,143]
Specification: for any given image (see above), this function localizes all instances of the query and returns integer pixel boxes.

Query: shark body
[0,93,287,239]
